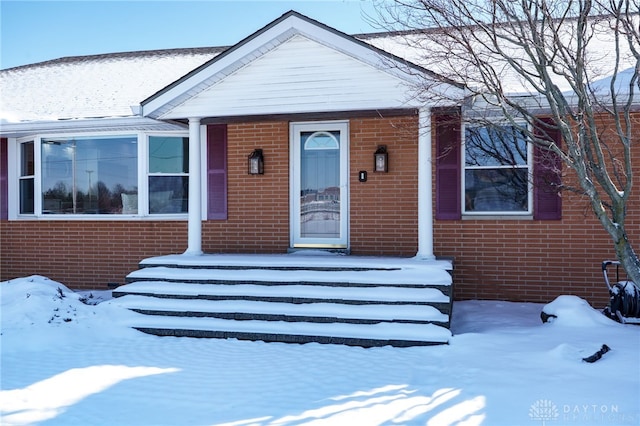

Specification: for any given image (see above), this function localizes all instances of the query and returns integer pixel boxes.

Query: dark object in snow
[582,344,610,363]
[602,261,640,324]
[540,311,556,323]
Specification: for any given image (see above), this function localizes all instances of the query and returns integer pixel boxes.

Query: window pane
[465,168,528,212]
[149,137,188,174]
[465,126,527,167]
[19,178,34,214]
[41,136,137,214]
[149,176,188,214]
[300,131,341,238]
[21,142,34,176]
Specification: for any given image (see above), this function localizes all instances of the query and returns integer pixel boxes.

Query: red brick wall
[200,116,421,256]
[202,121,290,253]
[0,221,187,289]
[349,115,419,255]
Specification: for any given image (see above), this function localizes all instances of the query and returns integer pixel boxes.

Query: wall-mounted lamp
[248,149,264,175]
[374,145,388,173]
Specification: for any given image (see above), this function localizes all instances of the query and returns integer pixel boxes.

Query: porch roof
[139,10,463,121]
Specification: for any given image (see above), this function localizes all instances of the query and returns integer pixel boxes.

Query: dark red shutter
[533,119,562,220]
[435,109,462,220]
[0,138,7,220]
[207,124,227,220]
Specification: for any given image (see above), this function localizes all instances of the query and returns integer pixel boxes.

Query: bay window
[16,132,189,217]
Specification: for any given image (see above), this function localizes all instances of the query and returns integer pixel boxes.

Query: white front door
[290,121,348,248]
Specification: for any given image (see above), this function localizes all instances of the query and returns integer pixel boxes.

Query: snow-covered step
[126,265,452,289]
[114,281,450,305]
[115,254,455,346]
[113,295,450,324]
[138,253,454,273]
[125,315,452,347]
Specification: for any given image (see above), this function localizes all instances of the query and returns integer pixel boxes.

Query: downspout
[185,117,203,255]
[416,107,435,260]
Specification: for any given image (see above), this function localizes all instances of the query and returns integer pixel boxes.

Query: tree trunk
[614,231,640,287]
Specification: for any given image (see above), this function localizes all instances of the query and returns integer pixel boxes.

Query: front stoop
[111,253,454,347]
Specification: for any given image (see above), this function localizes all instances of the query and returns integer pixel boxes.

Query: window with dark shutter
[207,124,228,220]
[435,110,462,220]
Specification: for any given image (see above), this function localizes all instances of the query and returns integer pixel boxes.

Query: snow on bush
[0,276,94,327]
[541,295,618,327]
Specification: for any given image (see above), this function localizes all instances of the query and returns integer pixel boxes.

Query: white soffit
[142,13,439,120]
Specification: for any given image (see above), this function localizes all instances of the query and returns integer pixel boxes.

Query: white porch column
[416,107,435,260]
[185,117,203,255]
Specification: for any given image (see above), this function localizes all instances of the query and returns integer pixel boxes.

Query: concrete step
[137,253,454,272]
[124,315,452,347]
[126,265,452,294]
[113,281,450,310]
[114,254,455,346]
[113,295,450,325]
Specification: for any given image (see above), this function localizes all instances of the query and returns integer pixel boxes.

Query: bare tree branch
[372,0,640,286]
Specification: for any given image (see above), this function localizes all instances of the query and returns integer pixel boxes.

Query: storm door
[291,121,348,248]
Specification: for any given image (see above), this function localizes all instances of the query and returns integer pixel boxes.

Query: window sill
[462,214,533,221]
[12,214,189,221]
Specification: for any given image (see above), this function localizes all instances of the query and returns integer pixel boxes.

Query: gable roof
[140,10,460,120]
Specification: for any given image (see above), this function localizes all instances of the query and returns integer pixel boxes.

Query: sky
[0,0,385,70]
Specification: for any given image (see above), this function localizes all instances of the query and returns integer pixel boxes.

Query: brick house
[1,10,637,314]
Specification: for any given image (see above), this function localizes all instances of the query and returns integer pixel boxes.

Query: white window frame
[462,122,533,216]
[9,130,189,220]
[145,133,190,216]
[13,139,36,215]
[290,120,350,249]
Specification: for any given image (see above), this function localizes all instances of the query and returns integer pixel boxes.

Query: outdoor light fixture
[374,145,388,172]
[248,149,264,175]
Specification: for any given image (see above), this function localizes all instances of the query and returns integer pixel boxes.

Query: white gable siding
[159,35,416,119]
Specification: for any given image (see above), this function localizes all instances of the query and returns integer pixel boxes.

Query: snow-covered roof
[0,47,225,124]
[1,11,634,137]
[361,15,638,98]
[1,10,450,137]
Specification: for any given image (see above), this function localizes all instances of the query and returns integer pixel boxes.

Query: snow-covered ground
[1,276,638,426]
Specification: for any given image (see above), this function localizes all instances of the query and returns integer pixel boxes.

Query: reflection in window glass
[20,177,34,214]
[465,126,527,167]
[148,136,188,214]
[21,142,34,176]
[19,142,35,214]
[41,136,137,214]
[149,137,188,173]
[300,131,340,238]
[464,125,530,213]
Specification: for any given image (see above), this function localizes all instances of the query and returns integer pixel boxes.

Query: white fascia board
[141,14,457,119]
[0,116,185,138]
